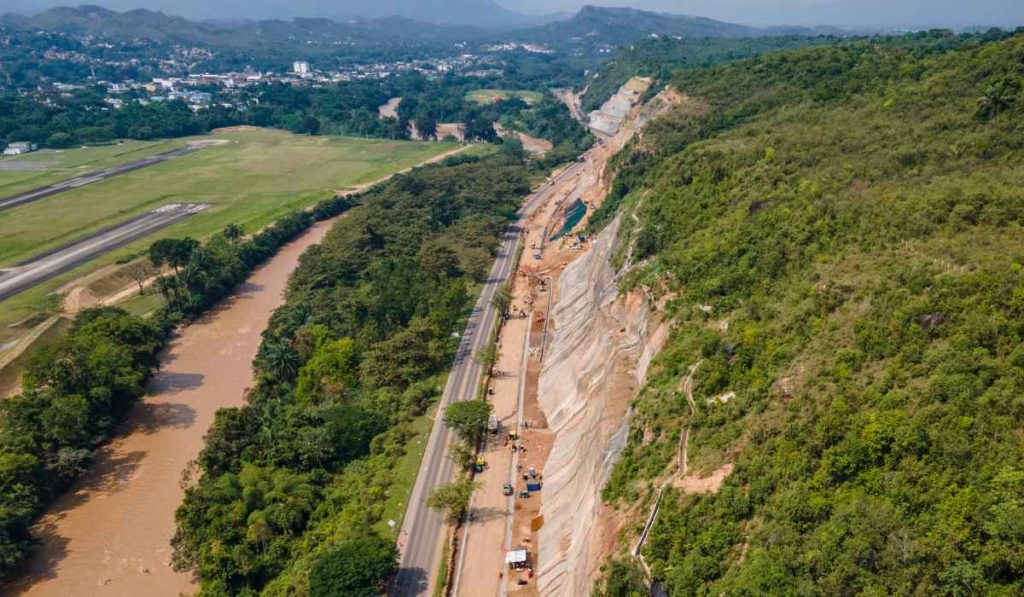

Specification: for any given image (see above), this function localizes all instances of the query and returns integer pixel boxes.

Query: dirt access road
[393,159,588,596]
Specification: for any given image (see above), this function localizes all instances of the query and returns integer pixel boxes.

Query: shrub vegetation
[597,30,1024,595]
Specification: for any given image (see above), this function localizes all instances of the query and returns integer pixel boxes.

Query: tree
[443,400,492,445]
[417,115,438,141]
[309,536,397,597]
[418,243,461,277]
[123,261,152,295]
[490,282,512,316]
[595,557,648,597]
[259,342,301,382]
[154,275,179,304]
[295,337,359,403]
[149,238,199,275]
[474,343,501,371]
[45,132,74,148]
[976,76,1020,120]
[500,135,527,161]
[426,478,479,522]
[223,224,243,242]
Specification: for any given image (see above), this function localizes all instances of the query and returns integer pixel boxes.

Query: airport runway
[393,158,587,596]
[0,143,213,213]
[0,203,209,302]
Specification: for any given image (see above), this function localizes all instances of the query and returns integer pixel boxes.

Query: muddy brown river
[4,221,334,596]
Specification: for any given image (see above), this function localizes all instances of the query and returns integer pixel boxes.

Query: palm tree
[154,275,180,305]
[977,77,1019,120]
[261,342,301,382]
[223,224,244,242]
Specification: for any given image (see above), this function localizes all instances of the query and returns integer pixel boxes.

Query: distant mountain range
[0,5,486,46]
[0,4,841,50]
[0,0,552,28]
[517,5,757,42]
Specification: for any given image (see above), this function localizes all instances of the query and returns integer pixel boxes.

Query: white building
[3,142,37,156]
[292,61,311,75]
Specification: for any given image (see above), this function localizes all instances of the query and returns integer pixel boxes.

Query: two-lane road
[393,158,587,596]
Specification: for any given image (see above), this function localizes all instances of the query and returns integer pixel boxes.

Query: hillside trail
[633,360,701,574]
[2,218,338,597]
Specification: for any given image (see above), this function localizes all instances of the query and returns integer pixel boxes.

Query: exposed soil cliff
[535,214,668,596]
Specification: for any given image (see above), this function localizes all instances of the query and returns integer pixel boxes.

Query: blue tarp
[550,199,587,241]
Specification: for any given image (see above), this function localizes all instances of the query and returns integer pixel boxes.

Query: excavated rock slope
[536,214,668,595]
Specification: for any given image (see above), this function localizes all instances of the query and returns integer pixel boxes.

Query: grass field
[0,129,456,267]
[465,89,545,105]
[0,129,459,341]
[0,139,189,199]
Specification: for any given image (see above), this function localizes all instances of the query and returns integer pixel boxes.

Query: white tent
[505,548,529,568]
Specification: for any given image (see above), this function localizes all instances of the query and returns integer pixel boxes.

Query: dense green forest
[594,30,1024,595]
[171,151,534,595]
[0,71,588,152]
[579,35,837,112]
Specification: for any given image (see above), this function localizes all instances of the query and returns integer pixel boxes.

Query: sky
[507,0,1024,28]
[5,0,1023,29]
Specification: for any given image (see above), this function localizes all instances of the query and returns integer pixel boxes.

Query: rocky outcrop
[536,214,668,596]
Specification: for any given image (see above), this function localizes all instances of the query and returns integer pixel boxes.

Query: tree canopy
[598,30,1024,595]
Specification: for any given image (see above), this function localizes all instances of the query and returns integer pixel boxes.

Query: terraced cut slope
[594,32,1024,596]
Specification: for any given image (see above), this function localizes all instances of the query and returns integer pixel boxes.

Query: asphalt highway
[393,157,588,596]
[0,203,209,302]
[0,143,211,213]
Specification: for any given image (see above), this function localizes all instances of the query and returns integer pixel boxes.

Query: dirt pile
[535,214,668,596]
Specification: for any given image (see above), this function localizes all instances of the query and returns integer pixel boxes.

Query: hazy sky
[5,0,1023,29]
[508,0,1024,28]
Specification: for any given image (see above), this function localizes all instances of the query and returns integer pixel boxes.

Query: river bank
[4,220,334,597]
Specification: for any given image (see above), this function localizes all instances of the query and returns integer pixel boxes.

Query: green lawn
[0,129,457,267]
[0,139,188,199]
[466,89,545,105]
[0,129,457,340]
[376,398,441,537]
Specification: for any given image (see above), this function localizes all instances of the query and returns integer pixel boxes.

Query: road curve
[393,157,588,596]
[0,143,213,213]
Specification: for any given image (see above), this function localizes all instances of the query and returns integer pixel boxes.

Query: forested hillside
[578,35,835,112]
[596,30,1024,595]
[172,151,534,595]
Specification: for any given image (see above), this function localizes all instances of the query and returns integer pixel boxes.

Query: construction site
[447,78,679,597]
